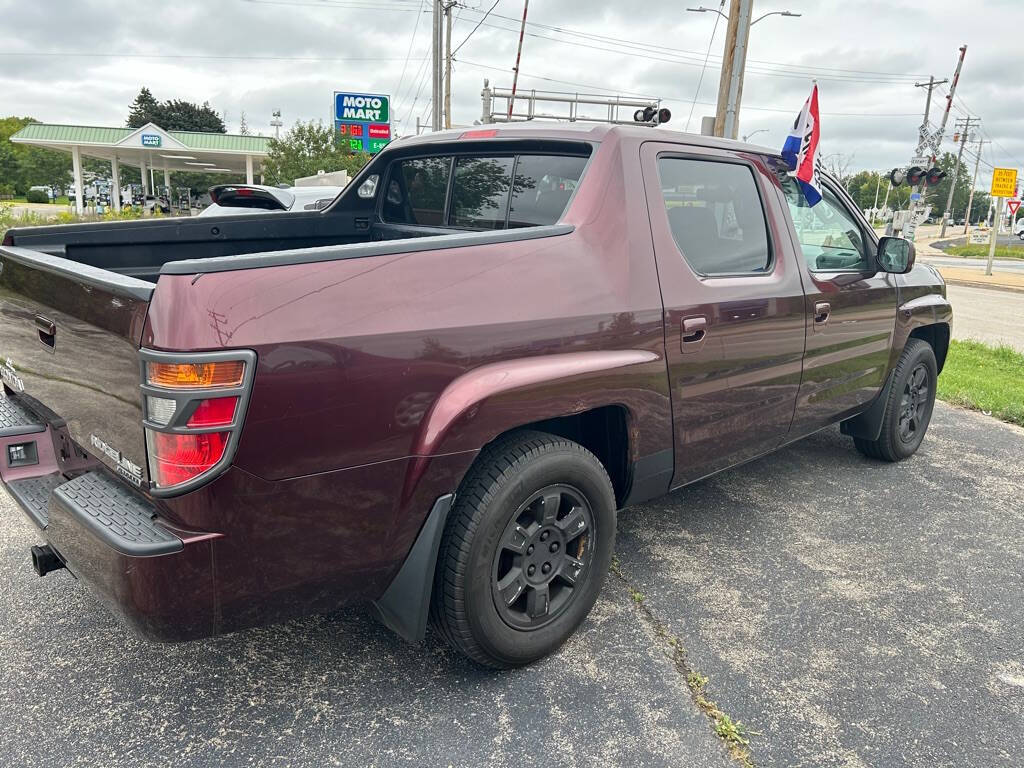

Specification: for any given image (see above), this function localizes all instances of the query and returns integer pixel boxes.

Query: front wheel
[854,338,937,462]
[431,431,616,668]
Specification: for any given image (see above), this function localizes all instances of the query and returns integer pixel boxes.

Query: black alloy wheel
[899,363,930,443]
[491,484,595,631]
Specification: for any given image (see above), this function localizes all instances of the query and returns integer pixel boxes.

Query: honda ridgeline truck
[0,123,951,667]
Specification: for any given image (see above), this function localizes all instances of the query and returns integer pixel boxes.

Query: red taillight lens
[186,397,238,427]
[147,430,230,487]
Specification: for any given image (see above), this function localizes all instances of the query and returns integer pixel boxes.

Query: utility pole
[962,136,990,234]
[443,1,453,129]
[507,0,529,120]
[939,115,976,237]
[270,110,283,140]
[714,0,751,139]
[431,0,443,131]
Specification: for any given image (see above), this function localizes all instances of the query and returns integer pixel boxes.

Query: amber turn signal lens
[147,360,244,389]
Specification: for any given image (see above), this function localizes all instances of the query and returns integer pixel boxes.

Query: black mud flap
[840,371,894,441]
[370,493,455,643]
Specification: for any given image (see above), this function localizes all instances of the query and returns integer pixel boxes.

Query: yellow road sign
[991,167,1018,197]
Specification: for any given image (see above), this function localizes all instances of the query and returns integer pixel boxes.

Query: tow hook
[30,545,65,577]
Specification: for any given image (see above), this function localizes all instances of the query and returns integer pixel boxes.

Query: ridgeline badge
[90,434,144,486]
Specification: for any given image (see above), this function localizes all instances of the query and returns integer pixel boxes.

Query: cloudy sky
[1,0,1021,187]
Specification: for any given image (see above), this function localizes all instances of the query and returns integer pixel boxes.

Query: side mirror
[877,236,915,274]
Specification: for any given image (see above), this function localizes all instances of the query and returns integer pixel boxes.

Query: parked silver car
[198,184,344,217]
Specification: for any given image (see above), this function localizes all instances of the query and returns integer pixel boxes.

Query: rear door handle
[813,302,831,332]
[681,315,708,353]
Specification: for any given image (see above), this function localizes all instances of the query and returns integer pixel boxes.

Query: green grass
[937,340,1024,426]
[946,244,1024,260]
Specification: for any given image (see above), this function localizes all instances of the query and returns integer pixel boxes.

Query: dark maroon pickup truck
[0,123,951,667]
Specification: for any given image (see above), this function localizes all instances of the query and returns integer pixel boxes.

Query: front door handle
[813,302,831,332]
[681,315,708,353]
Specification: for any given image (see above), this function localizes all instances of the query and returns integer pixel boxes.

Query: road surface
[946,284,1024,351]
[0,405,1021,766]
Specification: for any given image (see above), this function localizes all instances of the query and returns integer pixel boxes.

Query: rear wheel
[854,338,937,462]
[431,431,616,668]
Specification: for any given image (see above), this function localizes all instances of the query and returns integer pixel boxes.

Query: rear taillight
[140,351,255,494]
[146,431,231,488]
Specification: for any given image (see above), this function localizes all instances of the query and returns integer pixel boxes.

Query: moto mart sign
[335,92,389,123]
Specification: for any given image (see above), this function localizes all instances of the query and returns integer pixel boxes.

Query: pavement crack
[609,554,755,768]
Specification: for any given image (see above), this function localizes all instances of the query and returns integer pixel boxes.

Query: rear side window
[658,157,771,275]
[508,154,588,228]
[449,157,515,229]
[382,151,588,230]
[382,157,451,225]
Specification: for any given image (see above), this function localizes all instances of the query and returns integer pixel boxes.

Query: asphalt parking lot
[1,402,1022,767]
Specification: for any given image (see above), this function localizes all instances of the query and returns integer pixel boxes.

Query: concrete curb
[940,277,1024,294]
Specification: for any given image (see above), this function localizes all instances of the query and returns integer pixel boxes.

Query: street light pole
[742,128,768,142]
[688,4,800,139]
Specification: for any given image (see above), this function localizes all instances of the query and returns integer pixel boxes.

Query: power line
[935,85,1024,170]
[241,0,424,9]
[453,6,926,83]
[393,0,427,108]
[451,0,501,56]
[483,8,931,79]
[456,19,922,84]
[455,59,658,98]
[0,51,424,62]
[685,0,724,132]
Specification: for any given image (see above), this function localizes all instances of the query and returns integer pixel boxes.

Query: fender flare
[375,350,666,643]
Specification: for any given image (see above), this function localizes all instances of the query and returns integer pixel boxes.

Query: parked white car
[198,184,344,217]
[1014,218,1024,241]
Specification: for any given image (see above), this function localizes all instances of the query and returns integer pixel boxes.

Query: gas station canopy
[10,122,271,213]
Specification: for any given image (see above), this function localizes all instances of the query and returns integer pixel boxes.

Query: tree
[239,111,251,136]
[921,151,974,223]
[0,116,71,195]
[262,120,369,185]
[126,88,226,133]
[127,87,160,128]
[821,152,855,188]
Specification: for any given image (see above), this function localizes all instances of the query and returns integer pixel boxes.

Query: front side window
[782,180,872,272]
[657,157,771,276]
[382,157,451,225]
[449,156,514,229]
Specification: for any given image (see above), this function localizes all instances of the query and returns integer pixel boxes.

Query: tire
[854,338,937,462]
[431,430,616,668]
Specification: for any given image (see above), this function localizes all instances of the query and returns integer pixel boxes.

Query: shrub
[26,189,51,204]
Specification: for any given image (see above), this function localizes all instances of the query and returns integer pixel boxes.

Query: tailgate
[0,245,153,486]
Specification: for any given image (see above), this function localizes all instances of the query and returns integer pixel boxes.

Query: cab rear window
[381,151,588,230]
